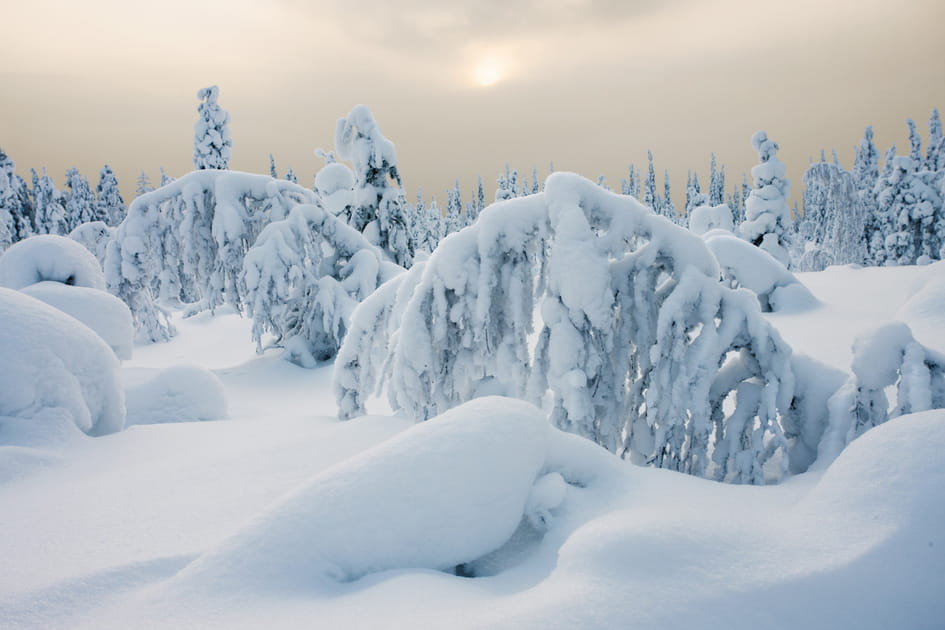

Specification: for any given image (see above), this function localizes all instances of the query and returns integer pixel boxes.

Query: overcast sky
[2,0,943,206]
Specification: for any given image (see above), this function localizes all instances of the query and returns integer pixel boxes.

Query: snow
[0,234,105,290]
[0,288,123,437]
[1,244,943,629]
[20,281,134,360]
[124,366,227,426]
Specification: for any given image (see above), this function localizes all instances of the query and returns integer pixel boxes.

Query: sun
[472,58,504,88]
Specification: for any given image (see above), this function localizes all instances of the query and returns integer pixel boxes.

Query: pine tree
[875,154,942,265]
[193,85,232,170]
[285,167,298,184]
[662,169,677,222]
[444,181,463,235]
[709,153,726,206]
[95,165,126,226]
[136,171,154,196]
[740,131,792,266]
[644,150,658,211]
[159,167,175,187]
[268,153,278,179]
[531,165,540,194]
[31,167,69,235]
[927,108,944,172]
[907,118,923,170]
[65,168,96,229]
[0,148,33,244]
[686,171,703,212]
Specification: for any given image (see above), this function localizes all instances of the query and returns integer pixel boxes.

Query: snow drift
[0,234,105,290]
[0,288,124,437]
[125,366,227,426]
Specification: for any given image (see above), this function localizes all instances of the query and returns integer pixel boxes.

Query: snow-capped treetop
[95,165,126,226]
[193,85,233,171]
[741,130,792,266]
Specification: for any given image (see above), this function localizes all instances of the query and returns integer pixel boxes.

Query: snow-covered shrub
[69,221,113,265]
[0,288,124,436]
[105,170,317,341]
[20,281,134,360]
[818,322,945,464]
[703,230,818,312]
[0,234,105,290]
[124,366,227,426]
[337,173,798,483]
[688,202,734,235]
[740,131,793,267]
[240,203,403,366]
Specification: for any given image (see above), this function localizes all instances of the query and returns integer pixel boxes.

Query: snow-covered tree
[875,155,942,265]
[105,170,317,341]
[709,153,726,206]
[662,169,677,223]
[621,164,641,199]
[740,131,792,266]
[32,167,69,235]
[159,167,174,188]
[95,165,126,225]
[796,159,867,271]
[644,150,658,211]
[334,105,411,266]
[241,203,403,366]
[284,167,298,184]
[927,108,944,172]
[135,171,154,197]
[65,168,97,229]
[444,182,463,236]
[268,153,278,179]
[819,322,945,464]
[336,173,797,484]
[0,149,33,245]
[685,170,702,213]
[193,85,232,170]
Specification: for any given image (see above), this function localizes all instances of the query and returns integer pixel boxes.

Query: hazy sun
[472,58,504,88]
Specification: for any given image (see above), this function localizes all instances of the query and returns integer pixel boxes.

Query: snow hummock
[0,287,123,437]
[20,281,134,360]
[0,234,105,290]
[125,366,227,426]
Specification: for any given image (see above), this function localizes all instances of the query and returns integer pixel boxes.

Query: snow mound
[125,366,228,426]
[172,397,551,591]
[0,288,123,437]
[688,203,734,235]
[704,229,817,311]
[897,261,945,349]
[69,221,113,263]
[20,281,134,360]
[0,234,106,290]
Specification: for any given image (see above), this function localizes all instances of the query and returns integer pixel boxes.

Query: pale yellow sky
[1,0,943,206]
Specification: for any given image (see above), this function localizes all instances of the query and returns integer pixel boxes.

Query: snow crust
[0,288,123,437]
[20,281,134,360]
[0,234,105,290]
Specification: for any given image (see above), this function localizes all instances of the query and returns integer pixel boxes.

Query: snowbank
[0,234,105,290]
[125,366,227,426]
[0,288,123,437]
[173,397,553,591]
[20,281,134,360]
[688,203,734,235]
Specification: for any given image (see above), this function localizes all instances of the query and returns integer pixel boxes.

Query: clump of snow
[688,202,734,235]
[68,221,113,264]
[704,229,817,312]
[125,366,227,426]
[20,281,134,360]
[172,397,552,591]
[0,234,105,290]
[0,288,123,437]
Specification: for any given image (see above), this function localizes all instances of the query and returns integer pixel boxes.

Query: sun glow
[472,58,504,88]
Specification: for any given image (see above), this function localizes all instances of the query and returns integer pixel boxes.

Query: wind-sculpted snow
[0,234,105,290]
[337,172,798,483]
[0,288,123,437]
[20,281,134,360]
[169,398,596,592]
[105,170,317,342]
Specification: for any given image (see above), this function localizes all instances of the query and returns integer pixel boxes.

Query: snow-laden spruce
[740,131,793,267]
[334,105,414,267]
[241,203,402,366]
[193,86,232,171]
[105,170,317,341]
[796,159,867,271]
[335,173,798,483]
[818,321,945,464]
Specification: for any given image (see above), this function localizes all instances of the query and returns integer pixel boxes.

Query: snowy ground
[1,265,943,629]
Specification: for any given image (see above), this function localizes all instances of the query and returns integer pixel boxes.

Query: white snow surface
[20,281,134,360]
[0,234,106,290]
[124,366,227,426]
[0,287,123,438]
[1,264,943,629]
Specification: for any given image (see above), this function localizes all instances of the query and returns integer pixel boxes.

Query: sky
[2,0,944,208]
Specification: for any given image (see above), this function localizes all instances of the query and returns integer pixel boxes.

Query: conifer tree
[0,148,33,242]
[285,167,298,184]
[268,153,278,179]
[644,150,658,211]
[31,167,69,235]
[193,85,232,170]
[740,131,792,266]
[65,167,96,229]
[136,171,154,196]
[95,165,126,226]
